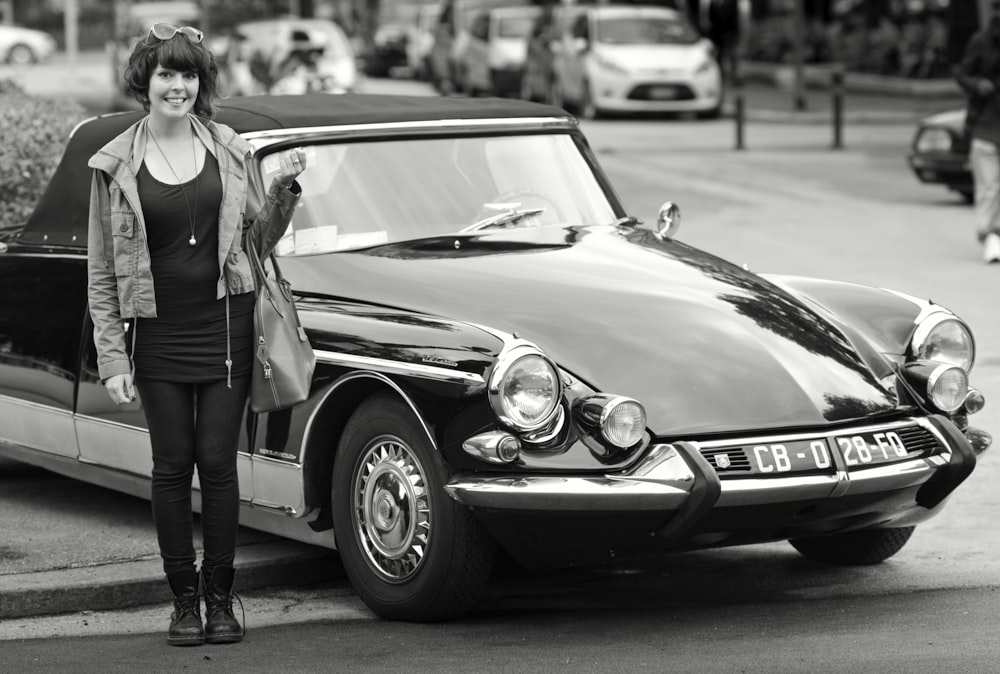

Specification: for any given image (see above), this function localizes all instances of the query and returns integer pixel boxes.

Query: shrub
[0,80,86,241]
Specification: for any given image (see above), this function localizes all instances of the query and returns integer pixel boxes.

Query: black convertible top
[19,94,571,248]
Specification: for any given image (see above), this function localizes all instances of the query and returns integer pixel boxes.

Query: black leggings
[135,376,250,576]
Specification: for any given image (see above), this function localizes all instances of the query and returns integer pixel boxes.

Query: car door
[0,253,88,460]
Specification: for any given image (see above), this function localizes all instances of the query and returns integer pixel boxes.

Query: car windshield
[263,133,618,255]
[596,16,698,45]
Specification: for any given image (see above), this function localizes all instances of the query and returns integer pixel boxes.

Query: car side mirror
[572,37,588,53]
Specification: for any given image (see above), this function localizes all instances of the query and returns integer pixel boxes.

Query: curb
[0,541,340,620]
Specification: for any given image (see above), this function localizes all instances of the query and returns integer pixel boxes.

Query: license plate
[747,439,834,474]
[647,85,678,100]
[832,430,911,468]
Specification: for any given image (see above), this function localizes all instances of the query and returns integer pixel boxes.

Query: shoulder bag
[247,243,316,413]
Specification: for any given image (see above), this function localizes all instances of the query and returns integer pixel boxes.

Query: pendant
[189,235,197,246]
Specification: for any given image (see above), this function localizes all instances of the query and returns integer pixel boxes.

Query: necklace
[148,128,199,246]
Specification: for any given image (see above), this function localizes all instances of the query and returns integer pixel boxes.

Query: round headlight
[491,353,560,431]
[915,127,954,153]
[911,315,975,372]
[928,365,968,413]
[601,399,646,448]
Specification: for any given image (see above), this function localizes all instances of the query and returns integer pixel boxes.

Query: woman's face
[148,64,199,120]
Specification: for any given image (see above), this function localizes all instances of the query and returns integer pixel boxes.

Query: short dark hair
[123,29,220,118]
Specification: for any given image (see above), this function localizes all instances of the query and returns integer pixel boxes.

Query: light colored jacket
[87,114,300,381]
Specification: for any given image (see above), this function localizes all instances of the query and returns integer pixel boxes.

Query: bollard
[733,66,745,151]
[831,64,845,150]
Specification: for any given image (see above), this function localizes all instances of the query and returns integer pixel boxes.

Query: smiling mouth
[165,97,187,104]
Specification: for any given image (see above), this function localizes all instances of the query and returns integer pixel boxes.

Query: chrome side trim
[243,116,576,146]
[0,395,78,459]
[313,349,484,385]
[73,412,145,431]
[249,450,307,516]
[299,370,439,469]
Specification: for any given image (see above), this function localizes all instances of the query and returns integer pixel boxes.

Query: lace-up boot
[166,569,205,646]
[202,566,244,643]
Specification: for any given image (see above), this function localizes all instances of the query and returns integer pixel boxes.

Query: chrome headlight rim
[573,393,648,450]
[488,344,563,434]
[926,363,969,414]
[910,312,975,373]
[901,360,969,414]
[597,395,647,449]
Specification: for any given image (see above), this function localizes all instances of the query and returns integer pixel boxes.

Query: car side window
[570,14,589,41]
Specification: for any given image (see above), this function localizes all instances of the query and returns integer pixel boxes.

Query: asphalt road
[3,586,998,672]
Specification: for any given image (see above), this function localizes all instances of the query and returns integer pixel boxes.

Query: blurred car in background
[0,24,58,65]
[458,5,540,96]
[407,3,441,80]
[365,23,410,77]
[551,5,721,119]
[428,0,533,94]
[908,109,973,203]
[226,17,360,96]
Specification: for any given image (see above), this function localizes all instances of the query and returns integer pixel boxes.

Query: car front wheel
[332,392,495,621]
[789,526,915,565]
[7,43,36,65]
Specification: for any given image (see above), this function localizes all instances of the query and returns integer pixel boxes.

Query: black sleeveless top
[132,152,255,383]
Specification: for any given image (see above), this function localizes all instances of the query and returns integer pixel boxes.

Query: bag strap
[246,237,287,288]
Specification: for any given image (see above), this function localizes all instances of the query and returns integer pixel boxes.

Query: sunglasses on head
[146,23,204,44]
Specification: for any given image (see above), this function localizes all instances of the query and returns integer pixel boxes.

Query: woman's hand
[104,373,135,406]
[274,147,308,187]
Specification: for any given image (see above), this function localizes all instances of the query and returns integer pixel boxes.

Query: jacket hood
[283,225,896,436]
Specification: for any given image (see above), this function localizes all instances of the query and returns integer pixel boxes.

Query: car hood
[283,226,895,436]
[919,108,967,131]
[595,43,706,72]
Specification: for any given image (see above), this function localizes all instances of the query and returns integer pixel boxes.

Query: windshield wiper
[461,208,545,233]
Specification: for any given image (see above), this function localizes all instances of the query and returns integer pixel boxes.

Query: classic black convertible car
[0,94,990,621]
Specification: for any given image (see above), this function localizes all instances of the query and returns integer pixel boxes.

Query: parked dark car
[0,95,990,622]
[908,108,973,203]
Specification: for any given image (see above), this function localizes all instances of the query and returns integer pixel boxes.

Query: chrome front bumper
[445,416,983,513]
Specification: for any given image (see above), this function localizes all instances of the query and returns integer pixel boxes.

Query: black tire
[696,104,722,120]
[790,526,916,565]
[332,393,495,621]
[6,43,36,66]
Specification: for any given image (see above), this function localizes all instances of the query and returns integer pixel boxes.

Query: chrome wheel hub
[353,436,431,582]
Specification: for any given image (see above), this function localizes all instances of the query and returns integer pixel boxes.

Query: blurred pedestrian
[87,23,307,645]
[702,0,748,84]
[956,0,1000,263]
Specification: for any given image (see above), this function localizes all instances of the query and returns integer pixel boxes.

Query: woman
[87,23,308,646]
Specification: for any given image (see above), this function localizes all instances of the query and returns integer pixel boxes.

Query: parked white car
[459,5,541,97]
[551,5,722,119]
[0,24,57,65]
